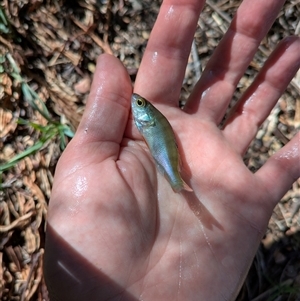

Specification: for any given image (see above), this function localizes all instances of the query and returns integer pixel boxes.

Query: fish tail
[172,179,193,193]
[182,180,193,192]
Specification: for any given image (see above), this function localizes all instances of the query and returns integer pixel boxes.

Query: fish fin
[156,164,165,175]
[139,119,155,127]
[177,152,182,172]
[181,180,193,193]
[172,179,193,193]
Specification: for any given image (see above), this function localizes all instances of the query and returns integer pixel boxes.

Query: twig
[20,250,43,301]
[250,279,294,301]
[0,212,34,232]
[71,16,113,55]
[191,39,201,82]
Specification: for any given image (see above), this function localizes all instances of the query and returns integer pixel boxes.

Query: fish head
[131,93,155,130]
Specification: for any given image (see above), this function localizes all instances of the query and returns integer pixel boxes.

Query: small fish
[131,93,192,193]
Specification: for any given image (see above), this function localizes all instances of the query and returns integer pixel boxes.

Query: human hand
[44,0,300,300]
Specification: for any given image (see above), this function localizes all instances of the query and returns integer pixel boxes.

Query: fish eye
[136,98,145,107]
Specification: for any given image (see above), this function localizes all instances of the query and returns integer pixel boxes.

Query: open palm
[44,0,300,300]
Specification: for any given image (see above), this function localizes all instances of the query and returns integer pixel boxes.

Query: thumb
[74,54,132,160]
[57,54,132,175]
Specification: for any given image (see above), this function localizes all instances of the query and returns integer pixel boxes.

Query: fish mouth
[131,93,139,99]
[131,93,138,108]
[131,93,139,103]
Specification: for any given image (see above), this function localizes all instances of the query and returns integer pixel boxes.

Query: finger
[184,0,285,123]
[68,54,132,162]
[256,133,300,207]
[223,37,300,155]
[134,0,205,106]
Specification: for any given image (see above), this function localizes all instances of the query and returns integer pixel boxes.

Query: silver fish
[131,93,192,193]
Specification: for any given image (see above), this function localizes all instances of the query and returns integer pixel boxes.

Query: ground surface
[0,0,299,300]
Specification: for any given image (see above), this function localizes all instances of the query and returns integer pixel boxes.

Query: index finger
[134,0,205,106]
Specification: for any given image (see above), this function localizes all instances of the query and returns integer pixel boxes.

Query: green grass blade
[0,140,44,172]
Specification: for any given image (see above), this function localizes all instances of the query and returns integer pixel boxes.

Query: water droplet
[152,51,158,64]
[165,5,174,21]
